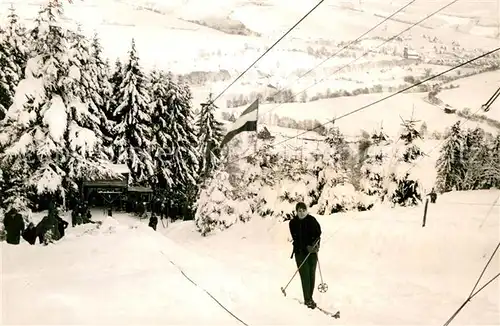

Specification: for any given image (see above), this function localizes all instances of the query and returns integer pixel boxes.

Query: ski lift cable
[257,0,460,120]
[264,0,419,104]
[442,240,500,326]
[208,0,327,106]
[400,86,500,177]
[478,192,500,229]
[399,83,500,177]
[482,86,500,112]
[225,46,500,166]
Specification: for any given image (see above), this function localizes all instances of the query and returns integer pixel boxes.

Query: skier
[289,202,322,309]
[428,188,437,204]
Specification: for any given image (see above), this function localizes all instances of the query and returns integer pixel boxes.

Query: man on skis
[289,202,322,309]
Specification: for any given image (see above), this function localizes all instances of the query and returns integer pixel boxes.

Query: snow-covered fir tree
[2,168,31,218]
[460,127,489,190]
[196,93,224,180]
[0,5,28,118]
[324,125,351,163]
[106,58,124,152]
[64,26,113,201]
[314,126,362,214]
[385,117,425,206]
[90,33,113,157]
[195,169,243,236]
[1,1,70,200]
[3,5,27,74]
[109,58,123,115]
[112,39,154,185]
[435,121,465,192]
[484,134,500,188]
[243,144,316,220]
[360,127,390,203]
[163,77,199,217]
[0,1,111,209]
[148,69,174,189]
[67,26,103,125]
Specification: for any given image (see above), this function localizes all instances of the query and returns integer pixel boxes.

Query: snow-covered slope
[438,70,500,121]
[1,0,498,120]
[2,190,499,324]
[1,219,239,324]
[254,92,496,136]
[1,0,497,75]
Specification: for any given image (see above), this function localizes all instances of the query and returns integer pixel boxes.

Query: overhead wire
[208,0,327,106]
[257,0,461,120]
[265,0,419,103]
[400,87,499,177]
[224,46,500,166]
[478,193,500,229]
[481,86,500,112]
[213,0,498,195]
[441,241,500,326]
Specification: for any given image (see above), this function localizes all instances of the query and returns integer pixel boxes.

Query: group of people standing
[3,201,97,246]
[3,202,68,245]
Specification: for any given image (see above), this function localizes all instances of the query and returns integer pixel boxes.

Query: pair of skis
[295,299,340,319]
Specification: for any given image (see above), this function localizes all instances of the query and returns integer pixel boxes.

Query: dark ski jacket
[22,223,37,245]
[57,217,69,238]
[289,214,322,256]
[4,211,25,245]
[148,215,158,230]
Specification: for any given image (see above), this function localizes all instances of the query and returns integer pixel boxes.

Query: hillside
[226,88,497,138]
[1,0,498,105]
[2,190,499,324]
[438,70,500,121]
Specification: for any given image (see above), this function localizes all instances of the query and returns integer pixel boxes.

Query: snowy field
[2,190,499,325]
[1,0,498,106]
[438,70,500,121]
[225,69,500,139]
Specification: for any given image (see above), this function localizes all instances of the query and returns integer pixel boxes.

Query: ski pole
[317,256,328,293]
[281,238,320,296]
[281,251,312,296]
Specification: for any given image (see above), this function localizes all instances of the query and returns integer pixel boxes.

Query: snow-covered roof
[109,164,130,174]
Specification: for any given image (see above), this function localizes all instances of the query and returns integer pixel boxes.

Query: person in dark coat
[57,216,69,238]
[148,214,158,231]
[137,202,146,217]
[160,201,165,220]
[289,202,322,309]
[71,209,79,227]
[36,202,60,244]
[22,222,37,245]
[3,209,25,245]
[35,217,48,244]
[428,187,437,203]
[83,209,96,224]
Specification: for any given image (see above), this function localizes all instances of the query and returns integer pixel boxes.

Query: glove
[307,244,319,253]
